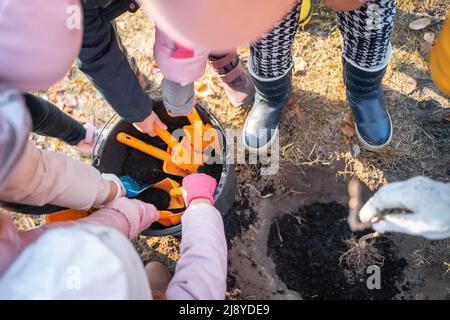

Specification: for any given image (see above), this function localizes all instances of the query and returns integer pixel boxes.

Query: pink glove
[99,198,160,238]
[182,174,217,206]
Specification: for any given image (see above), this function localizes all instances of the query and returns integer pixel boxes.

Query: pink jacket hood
[0,0,83,91]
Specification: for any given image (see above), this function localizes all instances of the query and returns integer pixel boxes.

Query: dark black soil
[267,202,407,300]
[138,188,171,210]
[223,197,257,248]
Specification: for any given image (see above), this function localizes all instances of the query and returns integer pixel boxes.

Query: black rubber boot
[343,60,393,150]
[243,71,292,151]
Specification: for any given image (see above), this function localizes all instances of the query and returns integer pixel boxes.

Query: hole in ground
[267,202,407,300]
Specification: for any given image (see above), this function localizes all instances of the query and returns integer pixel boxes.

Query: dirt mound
[267,202,407,300]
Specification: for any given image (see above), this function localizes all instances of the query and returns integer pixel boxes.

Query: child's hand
[324,0,367,12]
[104,198,160,238]
[182,173,217,207]
[133,111,168,137]
[101,173,126,203]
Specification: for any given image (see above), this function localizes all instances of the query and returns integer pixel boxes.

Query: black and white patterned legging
[249,0,396,80]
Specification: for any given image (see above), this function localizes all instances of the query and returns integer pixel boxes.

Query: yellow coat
[431,12,450,96]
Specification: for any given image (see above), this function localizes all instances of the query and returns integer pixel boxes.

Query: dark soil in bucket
[120,117,223,209]
[267,202,407,300]
[138,188,171,210]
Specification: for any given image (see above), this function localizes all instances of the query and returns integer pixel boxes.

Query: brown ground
[7,0,450,299]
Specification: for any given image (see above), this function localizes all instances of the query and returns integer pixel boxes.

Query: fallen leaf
[421,32,435,55]
[52,96,64,109]
[294,58,307,77]
[71,109,86,124]
[64,95,77,107]
[443,112,450,123]
[350,144,361,158]
[74,79,86,87]
[409,17,432,30]
[196,82,213,97]
[342,114,354,127]
[403,77,417,95]
[196,82,208,93]
[293,107,304,123]
[421,40,433,54]
[341,125,355,138]
[63,95,78,113]
[95,90,103,99]
[54,139,62,152]
[423,32,435,43]
[150,61,159,74]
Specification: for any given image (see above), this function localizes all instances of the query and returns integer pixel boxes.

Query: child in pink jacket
[0,174,227,299]
[154,27,209,117]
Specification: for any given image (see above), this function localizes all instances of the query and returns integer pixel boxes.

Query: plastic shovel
[151,177,185,227]
[120,175,183,198]
[184,107,220,164]
[116,132,199,176]
[45,178,185,227]
[45,209,90,223]
[120,176,185,226]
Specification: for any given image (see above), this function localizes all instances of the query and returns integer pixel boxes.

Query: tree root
[339,232,385,274]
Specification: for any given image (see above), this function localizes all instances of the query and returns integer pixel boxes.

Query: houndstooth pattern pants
[249,0,396,80]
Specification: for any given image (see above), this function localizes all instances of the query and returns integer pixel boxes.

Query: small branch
[275,220,283,243]
[278,188,306,200]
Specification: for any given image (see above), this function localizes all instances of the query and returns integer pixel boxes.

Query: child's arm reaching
[166,174,227,300]
[0,198,159,277]
[0,141,123,210]
[166,202,227,300]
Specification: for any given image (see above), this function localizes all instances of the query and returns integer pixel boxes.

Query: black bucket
[93,98,236,236]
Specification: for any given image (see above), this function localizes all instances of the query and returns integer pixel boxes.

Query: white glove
[359,176,450,240]
[101,173,126,200]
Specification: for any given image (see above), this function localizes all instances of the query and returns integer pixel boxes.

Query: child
[0,0,125,210]
[24,94,103,157]
[0,173,227,299]
[140,0,396,151]
[155,27,255,114]
[0,88,124,211]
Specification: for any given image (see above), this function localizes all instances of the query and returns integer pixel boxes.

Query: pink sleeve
[76,198,159,239]
[154,26,208,86]
[0,199,157,276]
[23,198,159,242]
[0,142,109,210]
[166,203,227,300]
